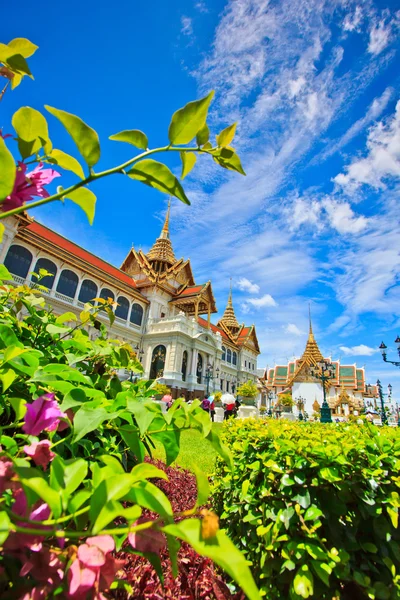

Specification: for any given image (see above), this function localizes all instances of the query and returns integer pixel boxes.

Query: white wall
[292,381,324,415]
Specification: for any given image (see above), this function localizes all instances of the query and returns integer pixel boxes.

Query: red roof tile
[198,317,230,340]
[24,222,137,290]
[178,284,204,297]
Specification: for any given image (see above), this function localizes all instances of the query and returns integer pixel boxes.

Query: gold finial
[160,199,171,239]
[218,279,239,331]
[228,277,233,305]
[309,302,312,334]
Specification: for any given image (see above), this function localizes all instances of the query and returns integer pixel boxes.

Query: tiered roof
[146,201,176,265]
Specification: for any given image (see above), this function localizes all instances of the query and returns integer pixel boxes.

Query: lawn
[152,423,223,474]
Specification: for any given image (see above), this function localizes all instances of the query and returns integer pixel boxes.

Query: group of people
[201,395,241,421]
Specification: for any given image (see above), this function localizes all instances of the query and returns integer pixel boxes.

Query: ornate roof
[299,317,324,366]
[146,200,176,265]
[218,284,240,331]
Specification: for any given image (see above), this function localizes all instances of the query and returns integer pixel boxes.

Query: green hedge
[212,419,400,599]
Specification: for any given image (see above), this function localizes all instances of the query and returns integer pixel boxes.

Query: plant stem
[0,146,210,220]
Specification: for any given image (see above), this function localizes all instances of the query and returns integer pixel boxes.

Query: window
[226,380,229,392]
[222,346,226,361]
[227,348,232,364]
[232,351,237,366]
[4,245,32,279]
[220,379,224,391]
[196,354,203,384]
[115,296,129,320]
[99,288,115,302]
[181,350,188,382]
[150,345,166,379]
[56,269,79,299]
[31,258,57,289]
[232,385,236,394]
[78,279,98,304]
[245,360,247,368]
[130,303,143,326]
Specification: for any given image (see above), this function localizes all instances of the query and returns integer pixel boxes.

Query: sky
[2,0,400,391]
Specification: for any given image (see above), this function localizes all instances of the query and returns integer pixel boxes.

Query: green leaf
[0,265,12,281]
[130,462,168,482]
[0,511,11,545]
[12,107,49,158]
[193,465,210,507]
[196,123,209,146]
[47,149,85,179]
[310,561,331,587]
[109,129,148,150]
[5,53,33,78]
[128,159,190,205]
[64,187,97,225]
[163,519,261,600]
[89,474,136,523]
[9,397,27,420]
[293,566,314,598]
[0,224,4,244]
[8,38,38,58]
[45,105,100,167]
[151,428,180,466]
[72,405,109,442]
[126,480,173,518]
[180,152,197,179]
[216,122,237,147]
[119,425,145,462]
[293,489,311,509]
[55,311,77,325]
[50,457,88,498]
[304,505,323,521]
[205,428,233,470]
[319,467,341,483]
[20,476,62,518]
[46,323,70,335]
[0,136,16,201]
[168,91,214,145]
[0,368,16,392]
[212,147,246,176]
[127,400,157,436]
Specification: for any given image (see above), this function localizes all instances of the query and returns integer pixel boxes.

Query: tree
[237,380,258,399]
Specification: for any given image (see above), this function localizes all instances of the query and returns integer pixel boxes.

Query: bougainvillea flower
[2,162,60,213]
[20,546,64,587]
[128,518,166,554]
[6,497,51,552]
[68,535,123,598]
[23,393,66,436]
[24,440,56,470]
[0,456,14,494]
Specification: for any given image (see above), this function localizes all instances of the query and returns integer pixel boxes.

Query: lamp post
[296,396,305,421]
[267,390,274,417]
[205,363,219,396]
[310,360,336,424]
[379,338,400,368]
[376,380,389,425]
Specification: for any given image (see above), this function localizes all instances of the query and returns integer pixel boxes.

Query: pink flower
[68,536,123,599]
[6,493,51,552]
[57,408,74,432]
[2,162,60,213]
[19,546,64,587]
[162,394,172,403]
[24,440,55,470]
[128,518,166,554]
[0,455,14,494]
[23,393,66,436]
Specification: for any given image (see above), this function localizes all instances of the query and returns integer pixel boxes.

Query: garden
[1,36,400,600]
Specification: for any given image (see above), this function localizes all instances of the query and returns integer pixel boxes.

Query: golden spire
[147,199,176,266]
[218,279,240,331]
[299,304,323,365]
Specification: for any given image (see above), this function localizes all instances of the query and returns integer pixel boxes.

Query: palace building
[262,317,378,418]
[0,206,260,400]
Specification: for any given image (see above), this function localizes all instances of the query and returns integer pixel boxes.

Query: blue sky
[2,0,400,388]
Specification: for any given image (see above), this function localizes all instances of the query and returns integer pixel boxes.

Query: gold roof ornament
[218,279,240,332]
[299,305,324,366]
[146,199,176,266]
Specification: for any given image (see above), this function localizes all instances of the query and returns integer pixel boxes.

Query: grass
[152,423,223,474]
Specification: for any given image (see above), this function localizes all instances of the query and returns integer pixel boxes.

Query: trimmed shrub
[212,419,400,600]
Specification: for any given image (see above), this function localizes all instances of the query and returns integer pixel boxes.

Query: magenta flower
[0,456,14,494]
[24,440,56,470]
[2,162,60,213]
[128,518,166,554]
[23,393,66,436]
[68,535,123,599]
[6,492,51,552]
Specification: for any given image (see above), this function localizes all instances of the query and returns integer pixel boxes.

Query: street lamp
[205,364,219,395]
[376,380,389,425]
[310,360,336,424]
[267,390,274,417]
[379,337,400,368]
[296,396,305,421]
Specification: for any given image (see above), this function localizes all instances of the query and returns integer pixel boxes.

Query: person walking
[201,395,211,414]
[209,396,215,422]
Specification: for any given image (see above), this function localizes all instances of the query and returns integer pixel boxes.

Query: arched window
[31,258,57,289]
[232,351,237,366]
[181,350,188,382]
[115,296,129,320]
[99,288,115,302]
[227,348,232,364]
[130,303,143,326]
[150,345,166,379]
[78,279,98,304]
[222,346,226,361]
[56,269,79,298]
[4,245,33,279]
[196,353,203,384]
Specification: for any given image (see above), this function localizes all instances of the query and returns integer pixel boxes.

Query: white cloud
[288,197,322,231]
[334,100,400,191]
[195,1,208,13]
[285,323,304,335]
[340,344,378,356]
[368,19,391,55]
[322,199,369,234]
[245,294,278,309]
[343,6,363,32]
[288,76,306,98]
[181,16,193,36]
[237,277,260,293]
